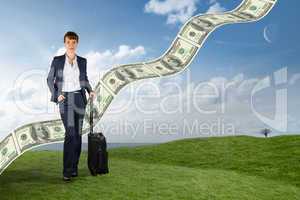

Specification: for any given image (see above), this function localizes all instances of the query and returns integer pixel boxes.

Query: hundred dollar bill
[82,83,114,133]
[41,120,65,141]
[0,133,19,174]
[179,13,247,45]
[102,62,161,95]
[117,63,160,81]
[161,37,198,72]
[179,21,211,45]
[145,58,177,76]
[0,0,277,175]
[233,0,274,20]
[14,124,36,152]
[145,37,199,77]
[198,13,245,26]
[13,119,65,153]
[102,67,129,95]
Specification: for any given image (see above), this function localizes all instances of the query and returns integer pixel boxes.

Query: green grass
[0,135,299,200]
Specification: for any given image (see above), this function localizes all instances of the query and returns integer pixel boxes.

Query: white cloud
[231,73,244,85]
[54,46,66,57]
[85,45,145,68]
[4,79,39,101]
[289,73,300,85]
[144,0,227,24]
[206,2,226,14]
[144,0,199,24]
[115,45,146,59]
[84,45,146,86]
[0,109,5,118]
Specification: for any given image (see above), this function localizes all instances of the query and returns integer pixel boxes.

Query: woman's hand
[57,94,66,102]
[89,91,96,100]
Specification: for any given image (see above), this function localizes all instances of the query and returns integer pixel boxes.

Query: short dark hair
[64,31,79,43]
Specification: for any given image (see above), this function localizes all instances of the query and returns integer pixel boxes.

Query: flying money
[0,0,277,175]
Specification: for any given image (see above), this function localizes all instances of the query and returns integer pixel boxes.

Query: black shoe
[71,172,78,177]
[63,176,71,182]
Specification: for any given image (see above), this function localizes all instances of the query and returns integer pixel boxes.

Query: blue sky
[0,0,299,142]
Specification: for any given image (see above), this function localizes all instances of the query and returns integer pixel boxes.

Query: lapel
[57,52,82,81]
[61,52,81,71]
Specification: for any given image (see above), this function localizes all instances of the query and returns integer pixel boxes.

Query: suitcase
[87,99,109,176]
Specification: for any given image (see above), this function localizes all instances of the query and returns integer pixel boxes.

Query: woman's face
[64,37,78,54]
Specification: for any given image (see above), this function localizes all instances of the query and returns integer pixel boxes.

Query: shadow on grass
[0,167,92,185]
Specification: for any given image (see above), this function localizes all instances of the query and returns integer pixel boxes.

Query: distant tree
[261,128,271,138]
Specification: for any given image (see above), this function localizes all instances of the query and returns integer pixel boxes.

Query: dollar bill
[179,21,211,45]
[41,120,65,141]
[117,63,160,81]
[0,133,18,173]
[145,58,177,76]
[233,0,274,20]
[192,17,214,31]
[101,67,129,95]
[199,13,246,26]
[82,83,114,133]
[161,37,198,72]
[14,124,36,152]
[102,62,161,95]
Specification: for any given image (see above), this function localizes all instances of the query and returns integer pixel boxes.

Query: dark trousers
[59,90,86,177]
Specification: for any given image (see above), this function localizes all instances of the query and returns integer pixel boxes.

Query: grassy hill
[0,135,299,200]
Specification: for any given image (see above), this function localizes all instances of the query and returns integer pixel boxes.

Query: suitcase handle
[89,97,94,134]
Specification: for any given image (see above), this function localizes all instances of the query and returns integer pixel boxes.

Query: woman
[46,31,96,182]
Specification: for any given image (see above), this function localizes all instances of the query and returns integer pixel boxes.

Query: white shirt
[62,55,81,92]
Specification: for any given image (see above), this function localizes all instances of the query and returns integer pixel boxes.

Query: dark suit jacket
[47,53,93,105]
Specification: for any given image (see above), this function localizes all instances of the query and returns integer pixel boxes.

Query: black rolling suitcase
[87,99,109,176]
